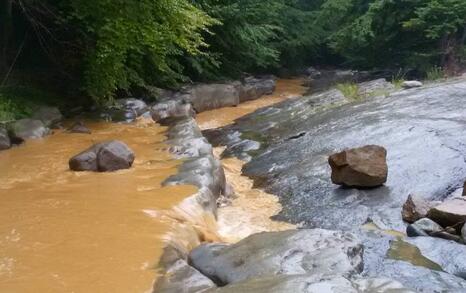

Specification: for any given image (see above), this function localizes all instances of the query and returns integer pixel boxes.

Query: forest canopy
[1,0,465,101]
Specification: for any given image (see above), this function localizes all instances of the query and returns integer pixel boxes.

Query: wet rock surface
[207,79,466,232]
[204,78,466,291]
[402,81,423,89]
[69,140,135,172]
[407,218,443,237]
[328,145,388,187]
[189,229,363,285]
[206,275,413,293]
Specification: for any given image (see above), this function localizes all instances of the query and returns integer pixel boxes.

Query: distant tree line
[1,0,465,101]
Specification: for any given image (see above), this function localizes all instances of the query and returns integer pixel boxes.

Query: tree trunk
[1,0,13,72]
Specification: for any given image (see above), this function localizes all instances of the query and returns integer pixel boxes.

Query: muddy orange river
[0,79,305,292]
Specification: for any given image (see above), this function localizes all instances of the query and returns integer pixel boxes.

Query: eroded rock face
[428,197,466,227]
[402,194,437,223]
[9,119,49,141]
[115,98,148,116]
[189,229,363,285]
[0,127,11,150]
[328,145,388,188]
[31,106,63,128]
[206,275,414,293]
[69,140,134,172]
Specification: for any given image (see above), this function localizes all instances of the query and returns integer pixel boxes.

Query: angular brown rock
[328,145,388,187]
[428,197,466,227]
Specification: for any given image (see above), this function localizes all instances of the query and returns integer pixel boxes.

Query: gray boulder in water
[68,121,91,134]
[0,127,11,150]
[189,229,363,286]
[328,145,388,188]
[207,275,414,293]
[9,119,49,141]
[69,140,135,172]
[185,83,240,112]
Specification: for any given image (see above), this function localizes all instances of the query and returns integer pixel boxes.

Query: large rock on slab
[207,275,414,293]
[428,197,466,227]
[402,194,437,223]
[69,140,135,172]
[189,229,363,285]
[328,145,388,188]
[0,127,11,150]
[185,83,240,112]
[8,119,49,141]
[31,106,63,127]
[153,259,216,293]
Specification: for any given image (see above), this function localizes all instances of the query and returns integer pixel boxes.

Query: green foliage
[61,0,217,102]
[336,82,359,100]
[426,65,445,81]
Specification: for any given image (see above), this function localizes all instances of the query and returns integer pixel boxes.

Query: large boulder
[402,194,437,223]
[32,106,63,127]
[8,119,49,141]
[428,197,466,227]
[239,76,276,102]
[0,127,11,150]
[185,83,240,112]
[189,229,363,285]
[328,145,388,187]
[207,275,414,293]
[69,140,135,172]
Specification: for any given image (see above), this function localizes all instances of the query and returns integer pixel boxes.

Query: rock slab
[69,140,134,172]
[328,145,388,187]
[189,229,363,285]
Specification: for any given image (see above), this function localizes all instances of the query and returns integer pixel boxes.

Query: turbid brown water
[0,119,200,293]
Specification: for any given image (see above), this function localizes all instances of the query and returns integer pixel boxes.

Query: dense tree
[1,0,465,103]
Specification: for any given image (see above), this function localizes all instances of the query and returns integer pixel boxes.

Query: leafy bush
[336,82,359,100]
